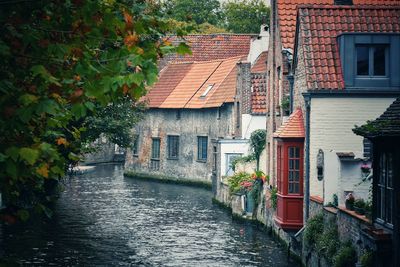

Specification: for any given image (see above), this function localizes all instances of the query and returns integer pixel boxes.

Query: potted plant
[345,193,355,210]
[354,198,366,215]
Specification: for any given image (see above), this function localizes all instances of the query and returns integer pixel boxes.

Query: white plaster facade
[241,114,267,139]
[309,96,396,204]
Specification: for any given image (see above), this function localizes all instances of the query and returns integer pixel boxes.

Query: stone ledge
[337,205,371,224]
[310,195,323,204]
[124,170,212,189]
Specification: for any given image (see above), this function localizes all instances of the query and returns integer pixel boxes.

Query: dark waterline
[1,164,299,266]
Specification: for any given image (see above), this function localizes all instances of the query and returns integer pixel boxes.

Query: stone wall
[83,142,115,165]
[125,104,235,181]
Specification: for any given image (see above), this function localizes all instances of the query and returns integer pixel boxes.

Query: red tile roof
[277,0,400,50]
[251,51,268,73]
[277,0,334,50]
[163,34,255,63]
[297,5,400,90]
[145,63,192,108]
[251,73,267,114]
[147,56,242,109]
[273,108,305,138]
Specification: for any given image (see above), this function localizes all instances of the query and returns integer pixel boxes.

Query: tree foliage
[249,129,266,171]
[223,0,270,33]
[162,0,222,26]
[161,0,270,34]
[0,0,189,220]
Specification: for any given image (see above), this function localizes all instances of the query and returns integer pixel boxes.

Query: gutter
[304,94,311,221]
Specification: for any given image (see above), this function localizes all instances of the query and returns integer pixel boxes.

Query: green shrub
[360,250,373,267]
[303,213,324,249]
[316,225,340,264]
[227,172,251,193]
[354,199,366,209]
[333,241,357,267]
[270,186,278,209]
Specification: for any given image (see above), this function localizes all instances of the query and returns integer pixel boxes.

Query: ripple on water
[1,164,299,267]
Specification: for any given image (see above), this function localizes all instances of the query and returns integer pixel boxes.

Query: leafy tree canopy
[223,0,270,33]
[162,0,222,26]
[161,0,270,34]
[0,0,189,220]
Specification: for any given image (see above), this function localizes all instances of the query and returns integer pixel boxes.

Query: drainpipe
[304,94,311,221]
[287,74,294,114]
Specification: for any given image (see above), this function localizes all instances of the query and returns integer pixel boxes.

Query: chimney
[334,0,353,5]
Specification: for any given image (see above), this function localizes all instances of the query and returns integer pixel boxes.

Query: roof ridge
[298,4,400,10]
[168,33,258,37]
[169,55,244,65]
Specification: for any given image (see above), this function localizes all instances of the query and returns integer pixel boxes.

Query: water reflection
[1,164,298,266]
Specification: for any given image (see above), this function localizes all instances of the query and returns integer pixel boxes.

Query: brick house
[266,0,400,232]
[125,31,269,182]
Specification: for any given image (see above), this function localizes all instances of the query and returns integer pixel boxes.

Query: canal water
[1,164,299,266]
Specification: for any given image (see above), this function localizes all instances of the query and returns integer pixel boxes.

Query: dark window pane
[294,183,299,194]
[152,138,160,159]
[295,147,300,158]
[357,46,369,75]
[373,45,386,76]
[198,136,208,160]
[295,159,300,170]
[289,147,294,158]
[289,183,294,193]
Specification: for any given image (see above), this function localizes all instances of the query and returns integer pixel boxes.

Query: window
[277,145,283,192]
[176,109,181,120]
[376,152,394,227]
[151,138,160,159]
[338,34,400,89]
[288,147,301,194]
[225,153,242,176]
[197,136,208,161]
[363,138,373,159]
[167,135,179,159]
[201,84,214,97]
[150,138,160,170]
[132,135,139,156]
[356,45,388,77]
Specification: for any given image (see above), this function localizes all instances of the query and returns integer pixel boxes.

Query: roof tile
[273,108,305,138]
[297,5,400,90]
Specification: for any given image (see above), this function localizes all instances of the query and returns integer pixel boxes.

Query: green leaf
[19,147,39,165]
[129,73,145,85]
[30,65,61,86]
[176,42,192,55]
[84,102,95,111]
[0,152,6,162]
[68,152,81,161]
[71,104,87,118]
[5,147,19,161]
[6,162,17,179]
[19,94,38,106]
[146,73,158,86]
[17,209,30,221]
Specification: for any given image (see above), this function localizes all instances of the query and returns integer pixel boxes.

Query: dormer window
[201,84,214,97]
[338,33,400,89]
[356,44,388,77]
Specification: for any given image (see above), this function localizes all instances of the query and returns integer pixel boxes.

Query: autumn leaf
[56,137,68,146]
[123,10,134,30]
[36,163,49,178]
[124,33,139,49]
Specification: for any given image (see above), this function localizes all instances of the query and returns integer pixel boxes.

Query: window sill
[196,159,207,163]
[133,154,139,157]
[150,158,160,161]
[167,157,179,160]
